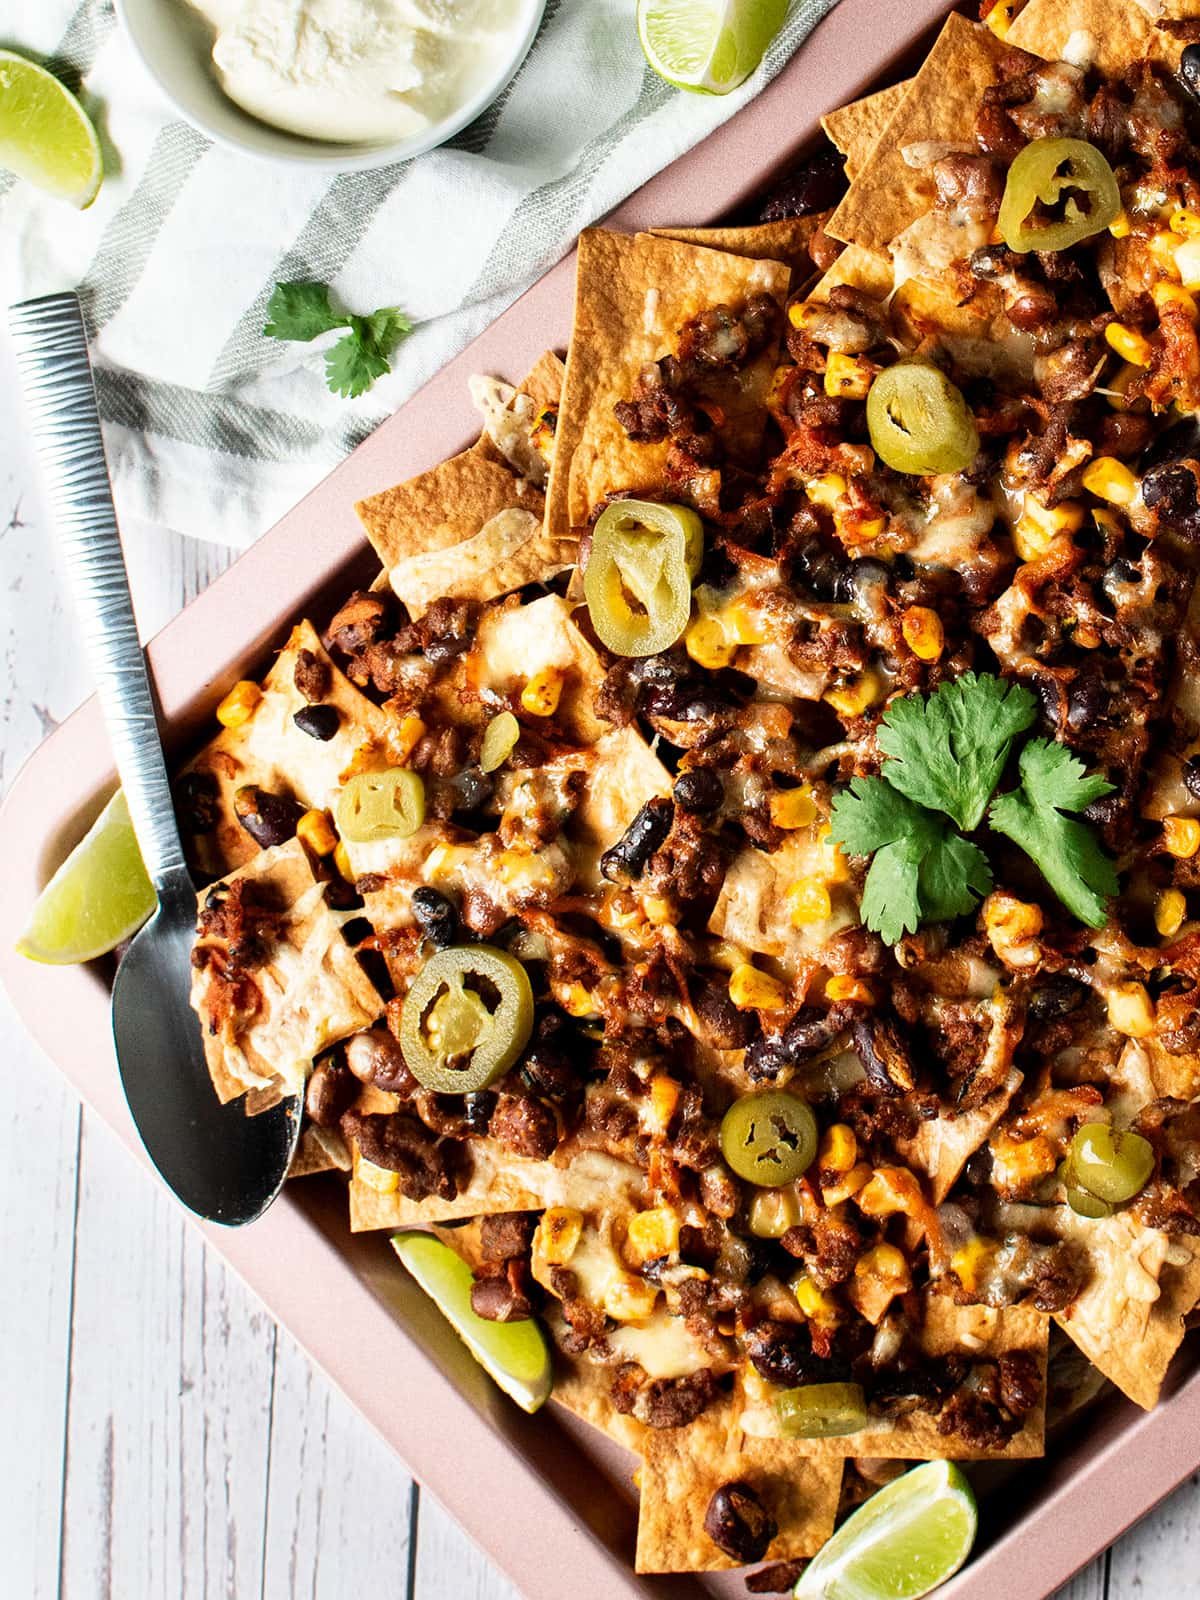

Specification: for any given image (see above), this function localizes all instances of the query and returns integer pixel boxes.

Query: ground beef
[480,1212,538,1262]
[609,1362,720,1428]
[488,1093,559,1160]
[340,1111,465,1201]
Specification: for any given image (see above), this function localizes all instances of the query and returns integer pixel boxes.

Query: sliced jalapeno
[775,1381,867,1438]
[998,137,1120,254]
[1068,1123,1154,1204]
[480,711,521,774]
[583,498,703,658]
[336,768,425,843]
[399,944,534,1095]
[866,363,979,476]
[1058,1159,1114,1219]
[720,1090,818,1187]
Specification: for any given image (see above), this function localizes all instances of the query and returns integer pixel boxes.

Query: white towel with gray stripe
[1,0,839,549]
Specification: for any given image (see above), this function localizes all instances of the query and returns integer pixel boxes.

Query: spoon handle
[10,292,188,893]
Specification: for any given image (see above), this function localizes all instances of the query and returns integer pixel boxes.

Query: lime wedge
[795,1461,977,1600]
[17,790,156,964]
[0,49,103,208]
[637,0,788,95]
[391,1231,552,1414]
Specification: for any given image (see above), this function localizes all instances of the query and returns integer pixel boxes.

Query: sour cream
[187,0,526,145]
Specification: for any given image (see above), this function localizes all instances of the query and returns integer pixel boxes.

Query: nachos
[182,0,1200,1581]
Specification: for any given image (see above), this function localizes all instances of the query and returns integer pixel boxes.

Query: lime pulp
[637,0,789,95]
[0,49,103,208]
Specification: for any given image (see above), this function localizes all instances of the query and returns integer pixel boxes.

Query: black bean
[305,1059,356,1128]
[600,797,674,883]
[449,767,494,817]
[233,785,302,848]
[1183,757,1200,802]
[703,1482,778,1565]
[1181,43,1200,102]
[1066,670,1106,734]
[293,704,341,741]
[851,1013,916,1094]
[1142,461,1200,531]
[1028,975,1087,1024]
[463,1090,497,1133]
[673,768,724,815]
[176,770,218,834]
[469,1268,533,1323]
[410,886,459,947]
[969,243,1017,281]
[758,146,846,222]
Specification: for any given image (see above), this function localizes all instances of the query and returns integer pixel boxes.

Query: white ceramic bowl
[115,0,546,169]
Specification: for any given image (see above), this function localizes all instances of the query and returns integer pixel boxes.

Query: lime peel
[637,0,789,95]
[795,1460,977,1600]
[17,790,156,965]
[391,1231,552,1414]
[0,49,103,208]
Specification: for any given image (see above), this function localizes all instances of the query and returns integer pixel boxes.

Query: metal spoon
[10,291,300,1225]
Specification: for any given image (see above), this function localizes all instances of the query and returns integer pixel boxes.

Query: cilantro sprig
[263,282,413,399]
[829,673,1118,942]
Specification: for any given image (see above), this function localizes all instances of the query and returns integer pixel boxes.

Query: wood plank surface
[0,328,1196,1600]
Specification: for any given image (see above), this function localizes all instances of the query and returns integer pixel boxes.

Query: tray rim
[5,2,1200,1594]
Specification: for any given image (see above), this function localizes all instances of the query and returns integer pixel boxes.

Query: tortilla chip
[825,15,1008,252]
[709,836,857,974]
[470,351,565,483]
[1051,1209,1199,1408]
[1007,0,1197,71]
[568,726,673,889]
[357,446,571,617]
[547,229,790,539]
[738,1299,1048,1460]
[349,1146,644,1231]
[808,241,894,303]
[546,1330,651,1452]
[1141,578,1200,820]
[190,838,384,1107]
[470,592,608,746]
[180,620,395,878]
[822,81,912,180]
[635,1400,843,1573]
[901,1071,1023,1204]
[652,218,821,274]
[289,1124,351,1178]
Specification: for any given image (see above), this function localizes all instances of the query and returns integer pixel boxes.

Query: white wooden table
[1,331,1196,1600]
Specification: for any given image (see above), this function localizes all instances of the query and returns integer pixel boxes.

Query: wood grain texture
[0,332,1198,1600]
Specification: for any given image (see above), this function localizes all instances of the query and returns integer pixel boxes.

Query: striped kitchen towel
[0,0,839,548]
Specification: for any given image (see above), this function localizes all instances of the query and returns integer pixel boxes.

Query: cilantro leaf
[264,284,414,399]
[263,281,347,343]
[918,830,993,923]
[860,838,925,947]
[988,738,1118,927]
[878,672,1038,832]
[830,778,991,943]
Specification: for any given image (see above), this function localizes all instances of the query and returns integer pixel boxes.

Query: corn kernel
[950,1237,996,1295]
[985,0,1017,36]
[993,1132,1058,1186]
[333,841,354,882]
[824,351,874,400]
[605,1273,659,1323]
[824,668,882,719]
[297,808,337,857]
[1107,981,1156,1038]
[856,1166,924,1219]
[788,301,814,331]
[1014,494,1084,562]
[825,975,873,1004]
[817,823,851,884]
[216,680,262,729]
[393,713,427,766]
[984,891,1044,968]
[723,599,769,646]
[562,981,598,1018]
[900,605,945,662]
[855,1243,911,1288]
[1108,209,1132,239]
[1149,230,1181,275]
[1082,456,1139,507]
[770,785,817,831]
[1154,281,1199,319]
[729,963,788,1012]
[787,877,832,928]
[819,1123,858,1176]
[822,1161,873,1206]
[1156,888,1187,939]
[806,472,848,511]
[355,1153,400,1193]
[625,1206,681,1266]
[520,666,564,718]
[1171,207,1200,237]
[748,1187,801,1239]
[685,614,738,671]
[1163,815,1200,858]
[1176,237,1200,291]
[539,1207,584,1265]
[794,1276,839,1322]
[835,510,887,547]
[1104,323,1152,367]
[649,1075,680,1131]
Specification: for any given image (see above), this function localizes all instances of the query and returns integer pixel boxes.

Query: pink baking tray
[5,2,1199,1593]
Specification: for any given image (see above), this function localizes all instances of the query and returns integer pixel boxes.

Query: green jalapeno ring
[998,137,1121,255]
[719,1089,818,1187]
[336,768,426,844]
[399,944,535,1095]
[1058,1159,1114,1219]
[775,1381,868,1439]
[1068,1122,1155,1205]
[583,498,703,658]
[480,711,521,775]
[865,362,979,477]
